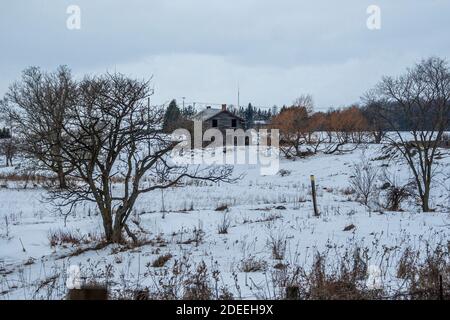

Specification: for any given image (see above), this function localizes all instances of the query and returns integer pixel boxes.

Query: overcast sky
[1,0,449,111]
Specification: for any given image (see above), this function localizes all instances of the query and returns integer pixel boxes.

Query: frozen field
[0,144,449,299]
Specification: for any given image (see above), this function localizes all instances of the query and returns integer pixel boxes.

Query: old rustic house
[193,104,244,131]
[192,104,246,146]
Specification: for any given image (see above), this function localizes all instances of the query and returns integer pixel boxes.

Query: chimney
[221,104,227,111]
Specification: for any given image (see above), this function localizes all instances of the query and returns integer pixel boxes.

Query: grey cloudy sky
[1,0,449,110]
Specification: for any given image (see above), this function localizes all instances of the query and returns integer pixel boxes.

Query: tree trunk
[111,226,123,243]
[99,206,124,244]
[57,162,67,189]
[373,131,382,144]
[421,187,431,212]
[101,209,114,242]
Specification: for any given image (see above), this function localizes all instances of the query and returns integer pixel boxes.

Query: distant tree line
[161,100,275,131]
[229,104,273,129]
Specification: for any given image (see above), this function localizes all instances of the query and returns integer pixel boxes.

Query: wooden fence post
[310,175,319,217]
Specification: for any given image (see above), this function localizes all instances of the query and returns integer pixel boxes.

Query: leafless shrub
[385,186,413,211]
[277,169,291,177]
[152,253,173,268]
[274,262,287,270]
[242,213,282,225]
[183,261,213,300]
[267,231,287,260]
[381,171,414,211]
[143,256,232,300]
[397,244,450,300]
[349,154,379,206]
[48,229,102,247]
[240,256,268,273]
[217,212,231,234]
[48,229,83,247]
[397,247,419,279]
[2,215,9,238]
[250,245,381,300]
[278,248,373,300]
[341,187,356,196]
[305,253,371,299]
[177,226,205,247]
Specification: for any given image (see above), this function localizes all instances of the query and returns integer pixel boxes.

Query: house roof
[192,108,222,121]
[193,108,244,122]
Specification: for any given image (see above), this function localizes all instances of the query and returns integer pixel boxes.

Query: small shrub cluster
[240,256,268,273]
[151,253,173,268]
[277,169,291,177]
[48,229,88,247]
[397,245,450,299]
[217,213,231,234]
[143,257,233,300]
[267,232,287,260]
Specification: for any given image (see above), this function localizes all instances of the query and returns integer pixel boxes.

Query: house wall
[204,113,245,132]
[202,112,246,146]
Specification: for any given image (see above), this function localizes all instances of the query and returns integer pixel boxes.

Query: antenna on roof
[237,83,240,110]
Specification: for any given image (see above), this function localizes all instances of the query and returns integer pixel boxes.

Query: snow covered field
[0,144,449,299]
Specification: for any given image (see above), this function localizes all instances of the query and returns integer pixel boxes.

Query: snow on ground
[0,144,449,299]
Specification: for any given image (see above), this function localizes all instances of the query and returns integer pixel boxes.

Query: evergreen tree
[181,104,196,119]
[162,99,182,133]
[244,103,255,129]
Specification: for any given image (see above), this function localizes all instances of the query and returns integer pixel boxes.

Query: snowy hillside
[0,144,449,299]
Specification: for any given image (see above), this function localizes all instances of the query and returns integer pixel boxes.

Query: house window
[231,119,237,128]
[212,119,218,127]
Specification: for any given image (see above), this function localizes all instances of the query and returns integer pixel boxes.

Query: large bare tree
[365,57,450,212]
[53,73,235,243]
[2,66,76,188]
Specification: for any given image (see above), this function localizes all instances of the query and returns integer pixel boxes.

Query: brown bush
[152,253,173,268]
[397,245,450,300]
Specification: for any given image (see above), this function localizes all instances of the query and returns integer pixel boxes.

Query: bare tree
[2,66,76,188]
[293,94,314,115]
[365,57,450,212]
[349,152,379,206]
[52,73,236,244]
[271,106,309,158]
[322,106,367,154]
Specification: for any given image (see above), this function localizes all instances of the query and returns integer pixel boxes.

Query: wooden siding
[202,112,245,132]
